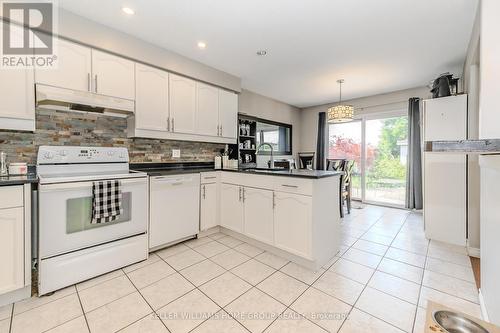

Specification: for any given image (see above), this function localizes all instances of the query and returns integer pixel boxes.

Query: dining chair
[340,160,355,218]
[327,159,347,217]
[326,158,346,172]
[298,152,315,169]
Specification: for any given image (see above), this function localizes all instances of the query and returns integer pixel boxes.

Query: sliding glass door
[365,116,408,205]
[329,112,408,207]
[328,121,362,199]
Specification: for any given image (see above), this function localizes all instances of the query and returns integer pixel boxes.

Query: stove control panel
[37,146,129,165]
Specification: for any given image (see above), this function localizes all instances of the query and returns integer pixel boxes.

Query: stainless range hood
[35,84,135,118]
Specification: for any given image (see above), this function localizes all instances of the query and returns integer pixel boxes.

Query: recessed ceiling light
[197,41,207,49]
[122,7,135,15]
[256,50,267,56]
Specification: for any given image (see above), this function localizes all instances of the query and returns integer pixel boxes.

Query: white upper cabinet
[218,89,238,139]
[196,83,219,136]
[0,66,35,131]
[423,95,467,141]
[91,49,135,100]
[35,38,92,92]
[169,74,196,134]
[135,63,169,132]
[0,24,35,131]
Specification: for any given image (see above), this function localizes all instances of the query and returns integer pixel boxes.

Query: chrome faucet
[256,143,274,168]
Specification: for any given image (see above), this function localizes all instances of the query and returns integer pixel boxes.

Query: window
[255,119,292,155]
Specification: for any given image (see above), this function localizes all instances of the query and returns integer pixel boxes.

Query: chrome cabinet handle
[281,184,299,188]
[272,192,276,208]
[242,187,246,202]
[202,185,206,199]
[238,186,242,201]
[87,73,91,92]
[216,125,219,136]
[204,176,217,180]
[167,116,170,131]
[220,125,223,136]
[171,118,175,132]
[94,74,98,93]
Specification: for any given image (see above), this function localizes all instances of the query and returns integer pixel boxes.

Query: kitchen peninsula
[133,163,343,270]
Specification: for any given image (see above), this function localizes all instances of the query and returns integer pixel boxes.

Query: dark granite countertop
[425,139,500,154]
[131,162,342,179]
[225,168,343,179]
[0,173,38,186]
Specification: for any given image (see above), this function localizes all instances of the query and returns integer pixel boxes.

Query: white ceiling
[58,0,478,108]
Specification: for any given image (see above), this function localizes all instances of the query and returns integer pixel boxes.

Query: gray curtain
[316,112,326,170]
[406,97,423,209]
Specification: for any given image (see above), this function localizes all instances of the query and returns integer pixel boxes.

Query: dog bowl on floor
[433,310,489,333]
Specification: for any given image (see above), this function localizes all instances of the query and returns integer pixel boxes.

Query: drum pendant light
[328,79,354,123]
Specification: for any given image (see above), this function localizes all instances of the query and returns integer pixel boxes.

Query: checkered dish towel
[91,180,123,224]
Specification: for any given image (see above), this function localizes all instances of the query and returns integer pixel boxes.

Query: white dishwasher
[149,173,200,250]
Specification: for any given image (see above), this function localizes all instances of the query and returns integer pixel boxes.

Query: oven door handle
[39,178,147,192]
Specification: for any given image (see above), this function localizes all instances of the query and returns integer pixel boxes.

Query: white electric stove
[36,146,148,295]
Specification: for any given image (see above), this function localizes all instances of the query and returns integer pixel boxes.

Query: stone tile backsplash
[0,109,225,164]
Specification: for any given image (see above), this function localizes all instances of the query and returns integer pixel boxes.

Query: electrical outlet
[172,149,181,158]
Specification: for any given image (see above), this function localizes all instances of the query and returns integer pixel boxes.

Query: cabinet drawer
[0,185,24,209]
[201,172,219,184]
[273,177,312,196]
[220,172,273,190]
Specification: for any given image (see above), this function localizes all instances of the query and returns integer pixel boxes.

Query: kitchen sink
[433,310,489,333]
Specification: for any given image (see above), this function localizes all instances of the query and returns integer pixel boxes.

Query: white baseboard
[467,246,480,258]
[198,226,221,238]
[479,288,490,322]
[0,285,31,307]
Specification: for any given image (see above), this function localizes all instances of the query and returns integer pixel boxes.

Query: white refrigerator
[423,94,468,246]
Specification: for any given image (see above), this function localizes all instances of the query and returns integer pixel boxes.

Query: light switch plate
[172,149,181,158]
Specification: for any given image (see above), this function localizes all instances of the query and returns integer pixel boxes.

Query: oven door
[39,177,148,258]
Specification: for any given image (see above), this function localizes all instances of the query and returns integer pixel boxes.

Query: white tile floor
[1,205,481,333]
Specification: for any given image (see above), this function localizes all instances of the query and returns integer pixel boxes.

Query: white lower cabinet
[0,184,31,306]
[200,183,218,231]
[0,207,25,295]
[273,192,312,259]
[242,187,274,244]
[149,174,200,249]
[219,180,313,259]
[220,183,244,233]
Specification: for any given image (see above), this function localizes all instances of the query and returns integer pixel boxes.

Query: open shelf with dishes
[238,115,258,168]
